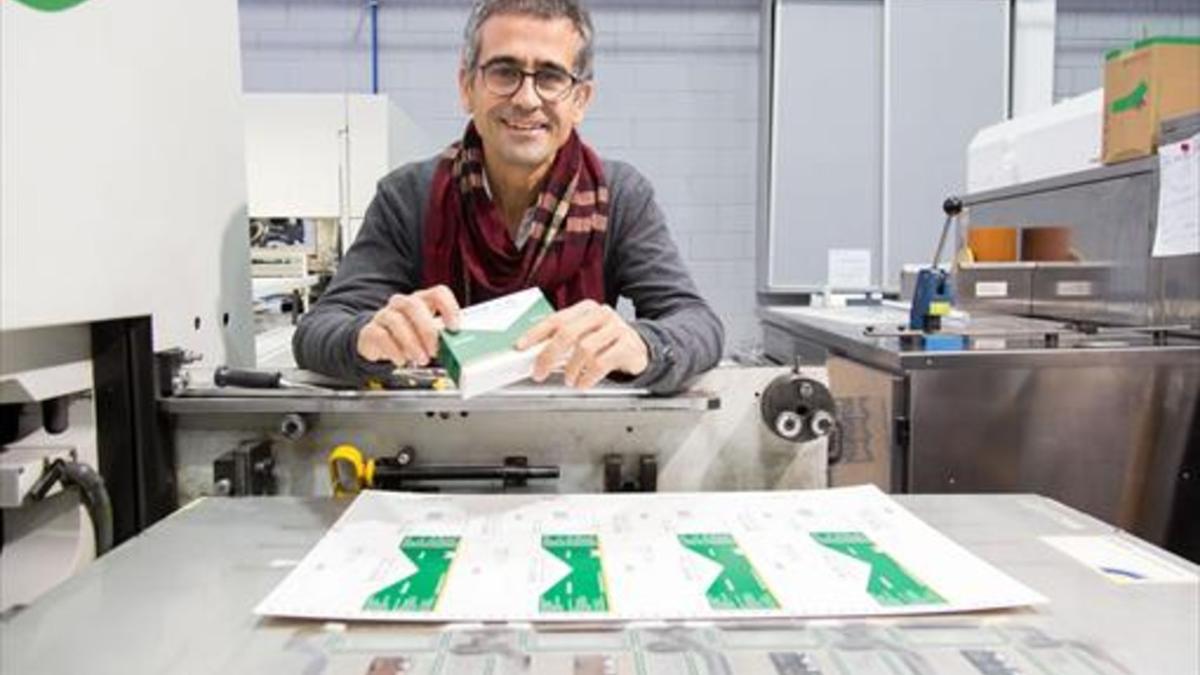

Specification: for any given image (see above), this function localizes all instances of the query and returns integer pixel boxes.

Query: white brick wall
[240,0,762,353]
[1055,0,1199,101]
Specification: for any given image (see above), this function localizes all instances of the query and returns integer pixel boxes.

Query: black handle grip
[214,366,282,389]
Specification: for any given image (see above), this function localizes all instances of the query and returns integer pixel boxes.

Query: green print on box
[437,288,555,397]
[13,0,91,11]
[1111,81,1148,114]
[364,536,459,612]
[812,531,945,607]
[540,534,609,613]
[679,533,780,610]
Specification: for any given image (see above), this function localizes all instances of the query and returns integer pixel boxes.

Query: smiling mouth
[501,119,549,133]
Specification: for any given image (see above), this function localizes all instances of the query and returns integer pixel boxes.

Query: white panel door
[883,0,1009,286]
[244,94,344,218]
[768,0,885,290]
[346,94,390,222]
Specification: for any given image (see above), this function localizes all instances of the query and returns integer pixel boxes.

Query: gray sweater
[292,155,724,394]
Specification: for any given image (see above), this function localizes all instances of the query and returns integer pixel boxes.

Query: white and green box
[438,287,555,398]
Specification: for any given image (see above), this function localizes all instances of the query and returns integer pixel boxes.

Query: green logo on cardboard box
[1111,80,1148,114]
[13,0,91,11]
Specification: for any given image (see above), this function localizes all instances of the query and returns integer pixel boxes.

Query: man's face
[459,13,594,173]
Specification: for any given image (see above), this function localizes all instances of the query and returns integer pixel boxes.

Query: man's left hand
[515,300,649,389]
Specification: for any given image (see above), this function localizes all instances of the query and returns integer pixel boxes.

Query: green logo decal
[12,0,92,11]
[1111,80,1149,114]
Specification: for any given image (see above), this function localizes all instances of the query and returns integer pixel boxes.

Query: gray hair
[462,0,595,80]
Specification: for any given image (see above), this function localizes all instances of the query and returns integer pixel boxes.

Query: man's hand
[357,286,460,367]
[515,300,649,389]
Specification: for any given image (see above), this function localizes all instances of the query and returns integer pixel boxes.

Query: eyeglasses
[478,61,580,101]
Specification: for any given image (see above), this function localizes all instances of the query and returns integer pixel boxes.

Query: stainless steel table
[759,305,1200,373]
[759,304,1200,560]
[2,495,1197,674]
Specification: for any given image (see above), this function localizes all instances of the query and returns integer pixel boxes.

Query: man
[293,0,723,394]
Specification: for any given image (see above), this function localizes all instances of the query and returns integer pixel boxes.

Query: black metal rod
[376,465,559,481]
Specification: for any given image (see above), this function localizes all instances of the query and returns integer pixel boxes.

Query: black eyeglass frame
[476,59,584,102]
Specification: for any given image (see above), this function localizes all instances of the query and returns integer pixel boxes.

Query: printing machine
[1,0,254,612]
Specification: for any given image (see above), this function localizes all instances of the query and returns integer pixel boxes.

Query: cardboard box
[437,287,555,398]
[966,226,1018,262]
[1102,36,1200,165]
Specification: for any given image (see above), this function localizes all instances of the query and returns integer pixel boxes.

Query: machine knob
[760,374,837,443]
[774,411,804,440]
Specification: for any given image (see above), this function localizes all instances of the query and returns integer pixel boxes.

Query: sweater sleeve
[292,163,429,381]
[606,163,725,394]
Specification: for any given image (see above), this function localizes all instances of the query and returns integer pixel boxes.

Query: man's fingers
[359,288,467,367]
[418,285,461,331]
[517,299,597,349]
[575,346,622,389]
[563,322,621,385]
[517,315,557,350]
[532,304,609,381]
[358,322,407,366]
[375,309,429,365]
[392,295,440,356]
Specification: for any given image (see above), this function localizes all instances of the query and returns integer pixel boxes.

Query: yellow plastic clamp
[327,444,373,496]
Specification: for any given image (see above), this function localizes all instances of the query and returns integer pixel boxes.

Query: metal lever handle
[214,366,282,389]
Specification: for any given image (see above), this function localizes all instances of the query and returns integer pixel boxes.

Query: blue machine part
[922,333,968,351]
[909,268,954,332]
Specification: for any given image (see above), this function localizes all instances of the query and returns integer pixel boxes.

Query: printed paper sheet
[256,485,1045,622]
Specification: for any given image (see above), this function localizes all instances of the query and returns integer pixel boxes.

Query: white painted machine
[1,0,252,611]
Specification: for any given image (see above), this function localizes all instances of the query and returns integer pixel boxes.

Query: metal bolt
[799,381,814,398]
[279,413,307,440]
[396,446,416,466]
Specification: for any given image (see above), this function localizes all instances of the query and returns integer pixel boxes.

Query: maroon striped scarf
[421,122,608,308]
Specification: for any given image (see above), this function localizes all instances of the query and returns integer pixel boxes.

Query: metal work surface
[759,304,1200,373]
[760,305,1200,556]
[164,386,719,415]
[2,494,1196,674]
[164,368,719,415]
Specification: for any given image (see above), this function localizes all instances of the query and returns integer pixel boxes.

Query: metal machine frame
[164,366,836,501]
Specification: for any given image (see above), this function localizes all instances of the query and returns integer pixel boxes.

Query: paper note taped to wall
[1152,132,1200,258]
[827,249,872,289]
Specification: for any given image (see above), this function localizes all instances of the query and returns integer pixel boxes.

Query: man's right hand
[356,285,461,367]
